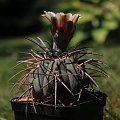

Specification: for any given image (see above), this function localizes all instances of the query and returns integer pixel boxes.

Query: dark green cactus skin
[32,57,85,103]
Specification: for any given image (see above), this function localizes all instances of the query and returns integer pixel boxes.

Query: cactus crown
[11,12,107,107]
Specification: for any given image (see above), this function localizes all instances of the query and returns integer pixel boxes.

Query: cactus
[11,12,107,106]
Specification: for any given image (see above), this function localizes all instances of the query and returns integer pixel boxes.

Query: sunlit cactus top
[42,11,81,52]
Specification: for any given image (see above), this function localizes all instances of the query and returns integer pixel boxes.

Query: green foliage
[0,57,16,120]
[92,28,108,44]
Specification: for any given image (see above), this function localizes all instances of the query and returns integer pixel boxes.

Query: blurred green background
[0,0,120,119]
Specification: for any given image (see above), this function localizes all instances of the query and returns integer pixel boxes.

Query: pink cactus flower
[42,11,81,52]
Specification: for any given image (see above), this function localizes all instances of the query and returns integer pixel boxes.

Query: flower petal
[72,14,80,24]
[65,21,74,34]
[56,13,62,27]
[60,14,67,29]
[51,16,58,33]
[42,11,56,22]
[66,13,73,21]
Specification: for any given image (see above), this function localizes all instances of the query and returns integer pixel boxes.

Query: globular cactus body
[32,58,81,103]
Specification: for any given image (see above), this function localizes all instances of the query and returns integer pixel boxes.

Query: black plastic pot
[11,91,107,120]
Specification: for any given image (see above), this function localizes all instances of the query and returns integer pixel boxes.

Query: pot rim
[10,91,107,108]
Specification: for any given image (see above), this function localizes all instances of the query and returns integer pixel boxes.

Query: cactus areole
[10,11,107,120]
